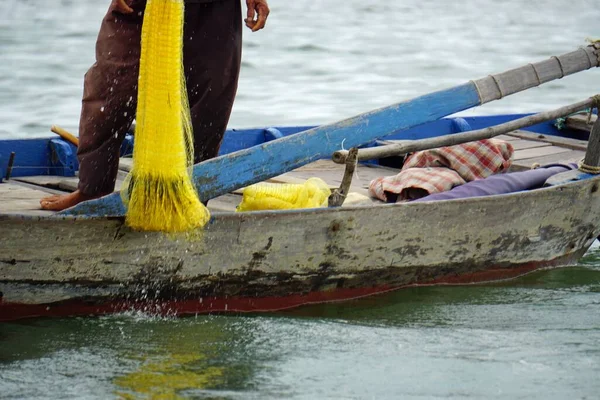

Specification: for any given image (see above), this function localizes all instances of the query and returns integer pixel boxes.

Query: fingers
[244,18,255,30]
[113,0,134,14]
[246,0,256,21]
[245,1,270,32]
[251,4,269,32]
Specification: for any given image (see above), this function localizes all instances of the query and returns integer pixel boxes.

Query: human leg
[41,1,146,210]
[183,0,243,164]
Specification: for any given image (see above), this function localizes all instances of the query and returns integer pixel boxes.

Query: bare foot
[40,190,107,211]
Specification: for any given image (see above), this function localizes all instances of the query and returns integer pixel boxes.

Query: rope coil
[578,159,600,174]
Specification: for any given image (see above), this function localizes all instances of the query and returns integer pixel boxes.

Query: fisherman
[40,0,270,211]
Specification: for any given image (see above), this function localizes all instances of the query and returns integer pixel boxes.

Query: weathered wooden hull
[2,175,599,321]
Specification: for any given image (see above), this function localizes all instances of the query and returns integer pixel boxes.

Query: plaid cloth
[369,139,514,202]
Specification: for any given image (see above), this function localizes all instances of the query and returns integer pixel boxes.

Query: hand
[113,0,134,14]
[245,0,270,32]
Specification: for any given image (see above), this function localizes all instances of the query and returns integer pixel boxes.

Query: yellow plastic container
[237,177,331,212]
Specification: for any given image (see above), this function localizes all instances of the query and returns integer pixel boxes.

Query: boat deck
[0,129,589,216]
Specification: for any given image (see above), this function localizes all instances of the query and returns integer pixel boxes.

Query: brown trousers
[77,0,242,195]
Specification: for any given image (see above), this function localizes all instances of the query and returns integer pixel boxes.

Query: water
[1,0,600,138]
[2,0,600,398]
[2,248,600,399]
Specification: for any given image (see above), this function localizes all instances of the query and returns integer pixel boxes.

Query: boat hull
[2,175,600,321]
[0,250,588,321]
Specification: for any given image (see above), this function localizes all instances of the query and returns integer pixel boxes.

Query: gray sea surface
[0,0,599,138]
[1,0,600,399]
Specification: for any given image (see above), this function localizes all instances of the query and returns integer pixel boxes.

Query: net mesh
[237,178,332,212]
[122,0,210,232]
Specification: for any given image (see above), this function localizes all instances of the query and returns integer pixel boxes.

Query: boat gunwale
[1,172,598,222]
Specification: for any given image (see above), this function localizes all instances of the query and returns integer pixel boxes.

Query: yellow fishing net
[122,0,210,232]
[237,177,332,212]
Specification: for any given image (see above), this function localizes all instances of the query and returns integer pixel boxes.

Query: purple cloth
[413,164,575,202]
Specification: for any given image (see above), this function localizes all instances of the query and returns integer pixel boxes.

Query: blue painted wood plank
[544,169,596,187]
[60,82,481,217]
[0,139,55,178]
[460,114,580,137]
[217,126,315,155]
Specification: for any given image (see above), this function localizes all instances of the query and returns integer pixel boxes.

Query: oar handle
[51,125,79,147]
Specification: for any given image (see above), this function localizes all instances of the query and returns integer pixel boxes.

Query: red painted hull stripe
[0,262,551,322]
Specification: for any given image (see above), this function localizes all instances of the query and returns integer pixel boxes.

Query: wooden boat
[1,44,600,321]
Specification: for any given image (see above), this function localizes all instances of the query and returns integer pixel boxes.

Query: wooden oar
[60,44,600,217]
[51,125,79,146]
[332,96,600,163]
